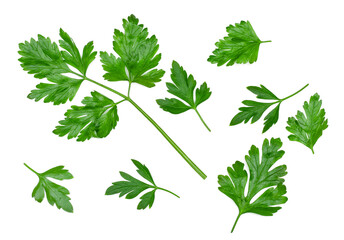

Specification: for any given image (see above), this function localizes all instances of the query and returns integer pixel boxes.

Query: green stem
[24,163,40,176]
[84,78,207,179]
[156,187,180,198]
[194,108,211,132]
[280,84,309,102]
[127,98,207,179]
[85,77,128,100]
[127,81,132,97]
[115,99,126,105]
[231,213,242,233]
[261,40,272,43]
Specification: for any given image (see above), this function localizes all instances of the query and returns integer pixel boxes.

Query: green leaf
[24,163,73,213]
[105,159,179,210]
[131,159,155,185]
[230,84,308,133]
[156,98,191,114]
[195,82,212,106]
[27,74,83,105]
[208,21,270,66]
[157,61,212,131]
[19,30,97,105]
[18,35,70,78]
[59,28,97,76]
[101,14,165,88]
[286,93,328,153]
[218,138,287,232]
[53,91,119,141]
[138,190,156,210]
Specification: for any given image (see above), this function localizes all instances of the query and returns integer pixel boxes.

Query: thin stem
[127,81,132,97]
[156,187,180,198]
[311,146,315,154]
[24,163,40,176]
[231,213,242,233]
[261,40,272,43]
[85,77,128,100]
[194,108,211,132]
[127,98,207,179]
[280,84,309,102]
[82,77,207,179]
[115,99,126,105]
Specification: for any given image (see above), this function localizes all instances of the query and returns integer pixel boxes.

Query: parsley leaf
[218,138,287,232]
[59,28,97,76]
[106,159,179,210]
[230,84,309,133]
[286,93,328,153]
[24,163,73,213]
[18,35,70,78]
[156,61,212,131]
[18,30,97,105]
[53,91,119,141]
[27,74,83,105]
[208,21,271,66]
[100,14,165,88]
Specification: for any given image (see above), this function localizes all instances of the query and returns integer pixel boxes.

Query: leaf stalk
[194,108,211,132]
[82,76,207,179]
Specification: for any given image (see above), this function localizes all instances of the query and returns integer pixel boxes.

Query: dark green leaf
[156,98,191,114]
[218,138,287,232]
[100,51,128,82]
[101,14,165,88]
[157,61,211,131]
[59,28,97,76]
[53,91,119,141]
[262,103,280,133]
[105,159,178,210]
[27,74,83,105]
[208,21,270,66]
[286,93,328,153]
[132,159,155,185]
[195,82,212,106]
[138,190,156,209]
[230,84,308,133]
[166,61,196,106]
[25,164,73,213]
[18,35,70,78]
[247,85,279,100]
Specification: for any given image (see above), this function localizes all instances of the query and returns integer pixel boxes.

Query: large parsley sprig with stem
[18,14,207,179]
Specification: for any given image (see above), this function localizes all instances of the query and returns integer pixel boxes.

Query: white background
[1,0,343,239]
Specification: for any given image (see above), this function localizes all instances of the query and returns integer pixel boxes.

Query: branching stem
[78,75,207,179]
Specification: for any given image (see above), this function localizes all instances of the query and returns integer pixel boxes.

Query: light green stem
[231,213,242,233]
[84,77,207,180]
[280,84,309,102]
[261,40,272,43]
[194,108,211,132]
[156,187,180,198]
[24,163,40,176]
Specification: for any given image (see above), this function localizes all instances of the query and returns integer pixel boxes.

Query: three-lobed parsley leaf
[53,91,119,142]
[230,84,309,133]
[100,14,165,88]
[218,138,287,232]
[24,163,74,213]
[156,61,212,131]
[286,93,328,153]
[208,21,271,66]
[18,29,97,105]
[105,159,179,210]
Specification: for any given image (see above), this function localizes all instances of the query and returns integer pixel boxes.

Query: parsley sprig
[19,15,207,179]
[106,159,179,210]
[230,84,309,132]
